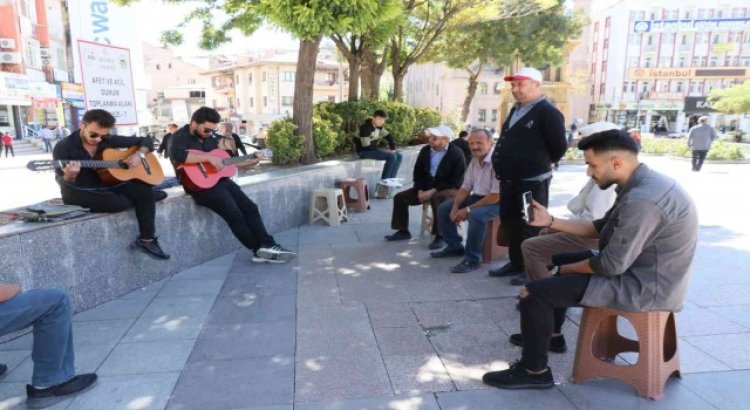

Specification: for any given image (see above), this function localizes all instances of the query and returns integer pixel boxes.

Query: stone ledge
[0,148,421,313]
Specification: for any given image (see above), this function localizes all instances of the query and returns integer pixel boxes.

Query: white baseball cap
[578,121,621,138]
[504,67,543,84]
[426,124,455,139]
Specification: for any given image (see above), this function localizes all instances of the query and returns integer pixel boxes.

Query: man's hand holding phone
[527,200,552,228]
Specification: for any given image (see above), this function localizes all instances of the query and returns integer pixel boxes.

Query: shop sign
[629,67,749,80]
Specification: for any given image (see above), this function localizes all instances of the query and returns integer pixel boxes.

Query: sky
[128,2,299,57]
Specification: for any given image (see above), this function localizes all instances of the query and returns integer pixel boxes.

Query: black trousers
[692,150,708,171]
[520,274,591,371]
[3,145,13,157]
[391,187,457,236]
[499,178,551,267]
[62,181,157,239]
[190,178,275,252]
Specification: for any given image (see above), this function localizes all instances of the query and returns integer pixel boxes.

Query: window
[189,91,205,98]
[250,97,254,107]
[248,73,253,83]
[647,35,654,46]
[678,56,686,67]
[662,34,674,44]
[168,63,172,69]
[282,71,295,82]
[235,74,239,83]
[328,96,336,102]
[629,33,641,44]
[641,82,650,92]
[262,71,267,82]
[745,33,750,44]
[491,109,498,122]
[600,83,606,95]
[680,35,688,46]
[478,109,487,122]
[684,11,691,20]
[743,56,750,67]
[627,57,639,68]
[263,96,267,107]
[696,33,708,44]
[659,57,671,67]
[478,83,488,95]
[645,57,652,67]
[156,64,160,70]
[590,84,595,96]
[697,9,706,19]
[236,98,240,109]
[187,78,196,85]
[282,96,293,106]
[493,82,502,94]
[709,56,718,67]
[666,9,679,19]
[712,34,722,44]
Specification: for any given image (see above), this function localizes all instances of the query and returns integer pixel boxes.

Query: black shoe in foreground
[132,237,171,260]
[510,274,528,286]
[153,190,168,202]
[483,362,554,390]
[26,373,98,409]
[254,245,296,263]
[509,333,568,353]
[450,259,481,274]
[0,363,7,380]
[430,247,464,258]
[385,230,412,241]
[428,236,446,250]
[488,262,523,277]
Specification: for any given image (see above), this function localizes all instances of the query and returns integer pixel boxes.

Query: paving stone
[473,298,521,335]
[707,305,750,329]
[436,387,576,410]
[684,333,750,369]
[71,319,134,348]
[678,370,750,409]
[374,326,435,356]
[223,271,297,297]
[200,252,237,267]
[72,297,152,322]
[411,300,496,329]
[675,306,747,336]
[297,324,379,358]
[0,382,71,409]
[119,278,168,300]
[208,294,296,324]
[68,372,180,410]
[190,321,295,361]
[170,264,230,281]
[297,305,370,329]
[677,337,732,374]
[295,354,392,403]
[559,378,714,409]
[685,284,750,307]
[367,304,419,328]
[3,343,113,383]
[140,294,217,319]
[121,313,208,342]
[168,357,294,409]
[382,354,455,395]
[454,275,522,299]
[158,279,225,297]
[0,333,32,351]
[0,349,30,375]
[295,393,441,410]
[98,340,194,376]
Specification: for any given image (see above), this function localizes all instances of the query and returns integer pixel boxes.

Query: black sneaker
[488,262,523,277]
[254,245,296,263]
[153,190,168,202]
[509,333,567,353]
[428,236,446,250]
[430,247,464,258]
[450,259,481,274]
[26,373,98,409]
[384,230,412,241]
[510,274,528,286]
[0,363,7,380]
[483,362,554,390]
[132,237,171,260]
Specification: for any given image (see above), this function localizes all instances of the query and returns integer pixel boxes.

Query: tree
[330,1,403,101]
[116,0,383,164]
[710,81,750,114]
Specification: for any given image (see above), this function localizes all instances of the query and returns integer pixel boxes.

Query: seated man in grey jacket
[482,127,698,390]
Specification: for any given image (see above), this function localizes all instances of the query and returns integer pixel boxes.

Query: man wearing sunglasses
[169,107,296,263]
[53,109,170,260]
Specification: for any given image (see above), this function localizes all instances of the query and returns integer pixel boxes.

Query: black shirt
[450,138,472,165]
[169,124,218,165]
[52,130,152,190]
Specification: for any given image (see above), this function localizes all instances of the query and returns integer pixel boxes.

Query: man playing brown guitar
[170,106,295,263]
[52,109,170,259]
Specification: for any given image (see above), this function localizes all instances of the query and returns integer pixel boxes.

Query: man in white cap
[483,125,698,391]
[489,67,568,279]
[385,124,466,247]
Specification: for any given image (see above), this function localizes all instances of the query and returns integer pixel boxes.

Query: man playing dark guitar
[170,107,296,263]
[52,109,170,260]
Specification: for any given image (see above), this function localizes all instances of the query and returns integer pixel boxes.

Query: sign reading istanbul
[633,18,750,33]
[78,40,137,125]
[628,67,749,80]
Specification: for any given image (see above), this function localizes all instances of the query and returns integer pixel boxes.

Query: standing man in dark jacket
[489,68,567,278]
[357,110,403,182]
[156,123,178,158]
[450,130,472,165]
[385,125,466,248]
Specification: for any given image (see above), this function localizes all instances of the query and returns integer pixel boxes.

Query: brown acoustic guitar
[26,146,165,186]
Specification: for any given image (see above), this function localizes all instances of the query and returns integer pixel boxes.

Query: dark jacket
[413,144,466,192]
[356,119,396,153]
[157,133,172,157]
[492,98,567,180]
[450,138,472,165]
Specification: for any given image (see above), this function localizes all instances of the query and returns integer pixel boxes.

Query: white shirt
[567,178,616,221]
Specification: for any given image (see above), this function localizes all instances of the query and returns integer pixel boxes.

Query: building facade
[589,0,750,134]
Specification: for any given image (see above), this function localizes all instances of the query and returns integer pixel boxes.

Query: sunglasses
[201,127,217,135]
[86,132,108,140]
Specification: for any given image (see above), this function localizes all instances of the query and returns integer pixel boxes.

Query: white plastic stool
[310,189,348,226]
[420,202,433,238]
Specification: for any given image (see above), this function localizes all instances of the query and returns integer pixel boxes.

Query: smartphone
[522,191,534,224]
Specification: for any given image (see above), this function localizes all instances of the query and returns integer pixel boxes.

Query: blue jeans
[437,194,501,263]
[359,149,403,179]
[43,139,53,152]
[0,289,75,387]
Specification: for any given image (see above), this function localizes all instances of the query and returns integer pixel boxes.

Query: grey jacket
[687,124,717,151]
[583,164,698,312]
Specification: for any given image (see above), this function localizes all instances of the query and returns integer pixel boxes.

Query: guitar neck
[222,154,258,166]
[56,159,124,169]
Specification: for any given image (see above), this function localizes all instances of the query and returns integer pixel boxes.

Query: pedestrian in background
[687,116,717,172]
[2,132,13,158]
[40,125,56,153]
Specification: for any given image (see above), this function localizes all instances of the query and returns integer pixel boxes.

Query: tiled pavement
[1,156,749,409]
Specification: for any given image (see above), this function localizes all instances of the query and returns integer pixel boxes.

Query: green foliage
[562,148,583,161]
[414,108,442,132]
[257,0,381,41]
[266,119,304,164]
[312,102,343,158]
[709,81,750,114]
[640,138,745,160]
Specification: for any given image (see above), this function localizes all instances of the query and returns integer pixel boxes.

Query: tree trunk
[392,67,406,102]
[461,68,482,123]
[348,58,361,101]
[361,46,386,100]
[294,37,321,165]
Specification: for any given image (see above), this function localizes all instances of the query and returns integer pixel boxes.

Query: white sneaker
[254,245,296,263]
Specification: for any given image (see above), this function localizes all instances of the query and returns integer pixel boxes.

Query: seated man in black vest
[385,125,466,248]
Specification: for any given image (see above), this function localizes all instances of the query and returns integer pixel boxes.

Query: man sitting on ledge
[431,128,500,273]
[357,109,403,183]
[0,284,97,408]
[384,125,466,247]
[482,127,698,390]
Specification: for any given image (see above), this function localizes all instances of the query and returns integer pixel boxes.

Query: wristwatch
[466,206,471,214]
[137,151,146,159]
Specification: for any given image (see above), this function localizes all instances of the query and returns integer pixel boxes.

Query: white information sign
[78,40,137,125]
